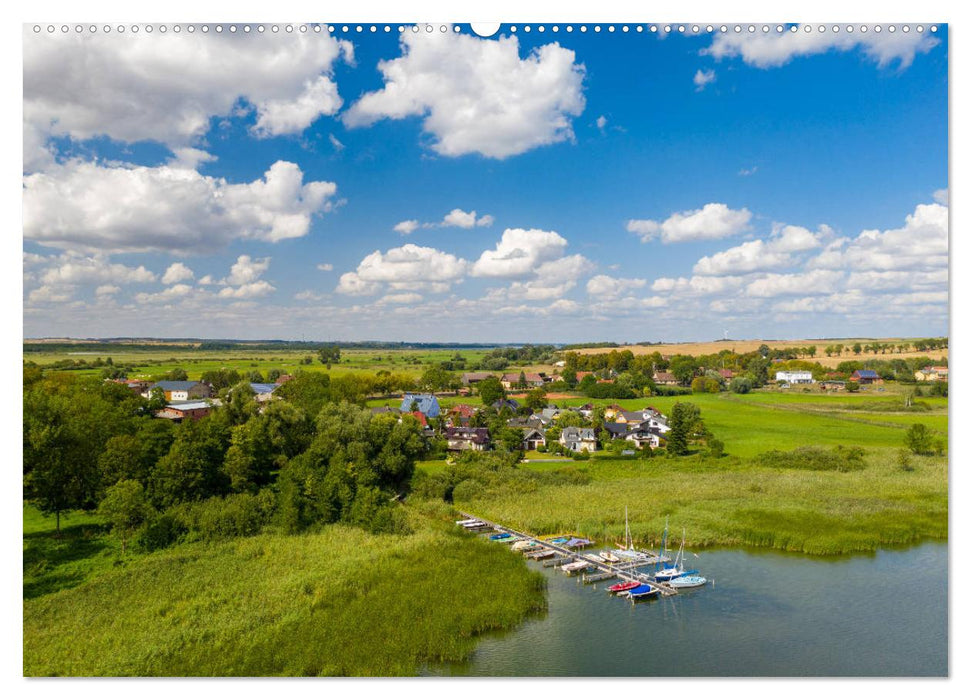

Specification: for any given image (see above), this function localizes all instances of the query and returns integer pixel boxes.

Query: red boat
[607,580,640,594]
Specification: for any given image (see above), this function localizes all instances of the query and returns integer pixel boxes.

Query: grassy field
[23,504,545,676]
[23,347,494,381]
[415,389,948,556]
[571,338,947,369]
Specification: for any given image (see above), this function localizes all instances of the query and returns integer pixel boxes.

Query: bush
[729,376,753,394]
[572,451,591,461]
[135,512,187,552]
[755,446,866,472]
[707,438,725,458]
[174,490,276,542]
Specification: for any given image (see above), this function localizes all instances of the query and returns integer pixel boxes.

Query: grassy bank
[447,449,947,556]
[23,506,545,676]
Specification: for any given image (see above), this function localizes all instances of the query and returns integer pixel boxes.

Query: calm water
[426,542,948,677]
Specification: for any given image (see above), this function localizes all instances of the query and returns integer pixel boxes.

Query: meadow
[23,503,546,676]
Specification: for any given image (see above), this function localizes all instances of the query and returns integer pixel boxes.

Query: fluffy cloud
[808,203,947,272]
[24,28,353,164]
[162,262,194,285]
[23,160,338,254]
[316,263,334,272]
[692,224,828,275]
[134,284,194,304]
[39,255,157,286]
[28,285,73,304]
[471,228,569,278]
[217,281,276,299]
[394,220,421,235]
[651,275,747,296]
[506,255,595,300]
[376,292,423,305]
[442,209,494,229]
[596,115,608,131]
[343,29,585,158]
[95,285,120,297]
[628,203,752,244]
[586,274,647,298]
[703,26,939,69]
[744,270,845,297]
[225,255,271,286]
[693,68,716,90]
[336,244,468,296]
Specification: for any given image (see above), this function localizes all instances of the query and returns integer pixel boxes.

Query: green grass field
[23,504,545,676]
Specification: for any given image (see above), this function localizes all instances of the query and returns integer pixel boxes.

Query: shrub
[755,446,866,472]
[729,376,753,394]
[174,490,276,542]
[135,512,187,552]
[906,423,933,455]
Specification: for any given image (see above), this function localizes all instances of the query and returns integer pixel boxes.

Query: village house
[522,427,546,451]
[576,403,595,419]
[603,404,624,421]
[446,404,477,427]
[914,366,948,382]
[445,426,491,452]
[492,398,520,412]
[851,369,883,385]
[249,382,280,403]
[500,372,545,390]
[399,393,441,417]
[775,370,814,385]
[718,369,735,380]
[109,378,153,394]
[461,372,493,387]
[156,400,212,422]
[559,427,599,453]
[144,380,212,402]
[603,421,662,449]
[653,371,678,386]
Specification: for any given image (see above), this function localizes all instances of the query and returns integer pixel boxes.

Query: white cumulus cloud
[337,244,468,296]
[471,228,569,278]
[586,274,647,298]
[162,262,194,285]
[24,160,338,254]
[343,28,586,158]
[628,203,752,244]
[693,68,716,90]
[703,25,939,70]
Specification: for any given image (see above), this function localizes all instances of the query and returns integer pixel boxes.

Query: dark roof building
[399,393,441,417]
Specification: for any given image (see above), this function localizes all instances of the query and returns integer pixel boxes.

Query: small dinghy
[626,583,660,599]
[668,575,707,589]
[607,580,640,594]
[489,533,513,541]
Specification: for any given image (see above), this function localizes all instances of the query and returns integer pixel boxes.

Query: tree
[318,345,341,368]
[98,480,153,555]
[747,357,770,387]
[729,376,753,394]
[757,344,770,358]
[667,402,702,456]
[669,358,697,386]
[477,376,506,407]
[517,371,528,390]
[524,387,548,413]
[905,423,933,455]
[852,343,862,355]
[845,380,860,393]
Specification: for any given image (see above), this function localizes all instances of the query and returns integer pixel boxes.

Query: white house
[560,427,599,453]
[775,370,814,384]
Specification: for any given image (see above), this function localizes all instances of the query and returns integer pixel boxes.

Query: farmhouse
[156,401,212,422]
[914,366,948,382]
[560,427,599,453]
[461,372,493,386]
[500,372,545,389]
[144,380,212,402]
[109,378,152,394]
[653,371,678,386]
[399,393,441,417]
[775,371,814,385]
[851,369,882,385]
[445,426,490,452]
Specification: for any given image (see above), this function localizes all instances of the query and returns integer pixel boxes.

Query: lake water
[426,542,948,677]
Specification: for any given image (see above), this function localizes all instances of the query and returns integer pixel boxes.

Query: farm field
[571,338,947,369]
[22,504,545,676]
[23,347,494,381]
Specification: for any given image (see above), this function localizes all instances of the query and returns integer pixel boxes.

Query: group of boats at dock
[456,508,709,602]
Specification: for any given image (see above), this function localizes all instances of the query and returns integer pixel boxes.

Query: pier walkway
[458,511,679,596]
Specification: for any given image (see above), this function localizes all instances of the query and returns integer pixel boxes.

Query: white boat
[668,575,707,589]
[653,527,699,581]
[511,539,537,551]
[561,560,594,574]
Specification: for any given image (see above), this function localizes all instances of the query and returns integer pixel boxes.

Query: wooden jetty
[544,556,573,568]
[460,511,679,597]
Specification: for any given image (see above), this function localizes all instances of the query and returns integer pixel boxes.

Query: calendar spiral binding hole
[32,23,940,35]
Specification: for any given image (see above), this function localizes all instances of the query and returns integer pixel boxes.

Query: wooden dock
[458,511,679,597]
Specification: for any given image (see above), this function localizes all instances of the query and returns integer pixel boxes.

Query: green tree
[667,402,702,456]
[757,344,770,357]
[729,376,753,394]
[477,376,506,406]
[98,479,153,555]
[524,387,548,413]
[318,345,341,368]
[852,343,862,355]
[905,423,933,455]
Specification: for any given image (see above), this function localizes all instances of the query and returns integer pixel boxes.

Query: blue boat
[490,533,513,541]
[626,583,660,599]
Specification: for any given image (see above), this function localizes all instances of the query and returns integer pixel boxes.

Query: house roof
[603,422,629,438]
[400,393,441,417]
[561,427,596,440]
[654,372,676,382]
[153,381,205,391]
[852,369,880,379]
[445,426,490,444]
[164,401,211,411]
[249,383,278,394]
[461,372,493,383]
[492,398,520,410]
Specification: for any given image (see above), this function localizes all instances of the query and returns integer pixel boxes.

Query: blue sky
[22,22,948,342]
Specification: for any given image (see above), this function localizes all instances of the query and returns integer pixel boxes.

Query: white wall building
[775,370,814,384]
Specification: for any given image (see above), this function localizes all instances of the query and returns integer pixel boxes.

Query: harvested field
[571,339,947,368]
